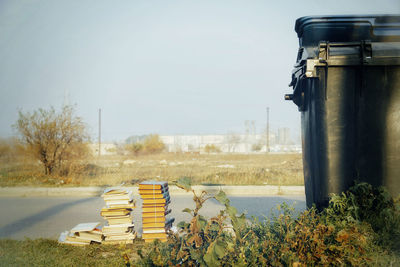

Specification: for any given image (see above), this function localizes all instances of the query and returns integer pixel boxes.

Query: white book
[142,229,166,234]
[58,231,90,246]
[105,199,134,206]
[103,226,134,234]
[70,222,100,233]
[103,223,135,228]
[102,187,130,196]
[104,230,134,237]
[102,239,134,245]
[103,191,133,201]
[105,232,136,241]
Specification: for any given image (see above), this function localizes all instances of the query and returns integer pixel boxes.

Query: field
[0,153,303,187]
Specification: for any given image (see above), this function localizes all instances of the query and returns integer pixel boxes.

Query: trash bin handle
[285,74,308,111]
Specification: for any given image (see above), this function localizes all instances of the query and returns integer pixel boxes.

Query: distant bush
[143,134,165,153]
[251,143,263,152]
[125,134,165,155]
[204,144,221,154]
[125,142,144,155]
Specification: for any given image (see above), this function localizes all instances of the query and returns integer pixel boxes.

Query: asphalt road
[0,195,306,240]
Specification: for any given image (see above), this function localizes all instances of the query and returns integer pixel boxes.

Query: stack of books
[139,181,174,243]
[101,187,137,244]
[58,222,103,246]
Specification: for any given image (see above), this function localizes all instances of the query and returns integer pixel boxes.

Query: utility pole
[98,108,101,157]
[266,107,270,153]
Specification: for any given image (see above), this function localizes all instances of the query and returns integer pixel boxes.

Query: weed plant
[135,179,400,266]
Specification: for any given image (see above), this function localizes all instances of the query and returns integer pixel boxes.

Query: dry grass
[0,153,303,187]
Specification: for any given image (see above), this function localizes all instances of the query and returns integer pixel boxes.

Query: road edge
[0,185,305,197]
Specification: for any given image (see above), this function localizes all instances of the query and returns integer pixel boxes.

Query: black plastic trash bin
[285,15,400,209]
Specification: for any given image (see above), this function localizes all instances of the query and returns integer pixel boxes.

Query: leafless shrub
[13,106,90,176]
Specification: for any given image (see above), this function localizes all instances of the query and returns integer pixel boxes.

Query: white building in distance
[159,133,301,153]
[92,130,302,156]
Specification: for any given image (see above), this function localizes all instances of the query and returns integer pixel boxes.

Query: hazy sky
[0,0,399,142]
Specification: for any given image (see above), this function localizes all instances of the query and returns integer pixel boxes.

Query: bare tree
[14,106,90,175]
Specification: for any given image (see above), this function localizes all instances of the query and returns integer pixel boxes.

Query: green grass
[0,238,143,267]
[0,153,303,187]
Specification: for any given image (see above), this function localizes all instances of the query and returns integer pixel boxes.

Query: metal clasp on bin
[305,59,319,77]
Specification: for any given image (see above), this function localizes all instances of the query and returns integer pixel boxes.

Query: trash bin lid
[296,15,400,46]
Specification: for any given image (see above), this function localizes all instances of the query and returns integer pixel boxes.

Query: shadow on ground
[0,198,94,238]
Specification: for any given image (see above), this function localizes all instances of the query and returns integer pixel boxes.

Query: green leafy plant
[135,180,400,266]
[323,182,400,248]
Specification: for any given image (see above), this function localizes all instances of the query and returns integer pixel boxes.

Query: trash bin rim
[295,14,400,38]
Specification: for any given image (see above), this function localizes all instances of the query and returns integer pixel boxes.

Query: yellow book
[142,197,170,205]
[107,217,132,225]
[142,232,167,239]
[100,208,131,217]
[140,191,170,199]
[58,231,90,246]
[142,209,171,218]
[142,203,169,208]
[77,228,103,243]
[106,203,136,209]
[104,231,136,241]
[103,224,134,234]
[142,217,174,229]
[142,206,167,213]
[142,217,166,223]
[144,238,167,243]
[66,234,92,244]
[143,222,167,228]
[143,218,174,229]
[139,181,168,190]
